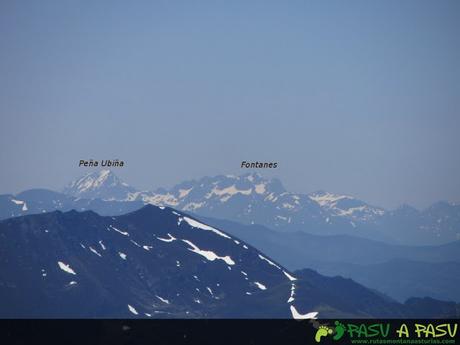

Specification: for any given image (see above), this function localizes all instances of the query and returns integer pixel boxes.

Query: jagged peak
[63,169,136,200]
[308,190,354,205]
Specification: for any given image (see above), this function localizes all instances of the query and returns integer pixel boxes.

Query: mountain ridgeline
[0,205,308,318]
[1,205,457,318]
[1,170,459,314]
[2,170,459,245]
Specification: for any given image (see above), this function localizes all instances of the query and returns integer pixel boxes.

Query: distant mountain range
[1,205,457,318]
[0,188,144,220]
[313,259,460,303]
[2,170,459,245]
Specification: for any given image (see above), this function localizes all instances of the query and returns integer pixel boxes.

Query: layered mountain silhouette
[1,205,457,318]
[0,188,144,220]
[202,217,460,303]
[3,170,459,245]
[1,170,459,311]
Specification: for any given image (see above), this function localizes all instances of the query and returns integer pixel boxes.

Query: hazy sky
[0,0,459,209]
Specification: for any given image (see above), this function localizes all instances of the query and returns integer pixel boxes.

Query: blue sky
[0,0,458,208]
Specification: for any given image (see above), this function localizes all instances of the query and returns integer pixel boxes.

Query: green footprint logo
[333,321,346,341]
[315,325,333,343]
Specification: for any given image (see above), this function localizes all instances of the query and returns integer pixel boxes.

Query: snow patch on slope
[128,304,138,315]
[182,216,231,239]
[109,225,129,236]
[58,261,76,275]
[290,305,318,320]
[182,239,235,265]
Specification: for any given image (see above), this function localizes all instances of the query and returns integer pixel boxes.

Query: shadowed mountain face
[1,206,456,319]
[0,205,309,318]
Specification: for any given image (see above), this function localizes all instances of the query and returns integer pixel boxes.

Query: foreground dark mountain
[202,216,460,303]
[0,205,312,318]
[1,206,456,318]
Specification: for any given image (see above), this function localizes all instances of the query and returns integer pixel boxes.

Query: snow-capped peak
[308,190,352,208]
[62,171,385,229]
[63,170,137,200]
[137,173,287,209]
[308,190,385,221]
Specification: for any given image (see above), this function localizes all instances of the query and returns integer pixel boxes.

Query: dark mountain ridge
[0,206,458,318]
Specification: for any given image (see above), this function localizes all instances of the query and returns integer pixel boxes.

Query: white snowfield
[205,185,252,201]
[69,169,119,194]
[178,188,192,198]
[58,261,76,275]
[258,254,281,269]
[109,225,129,236]
[89,246,102,257]
[182,216,231,239]
[308,191,346,207]
[128,304,138,315]
[11,199,28,211]
[181,239,235,265]
[250,241,303,316]
[130,239,141,247]
[258,252,298,282]
[288,284,296,303]
[254,281,267,290]
[141,193,179,207]
[255,183,266,194]
[309,191,385,220]
[156,233,176,242]
[182,202,205,211]
[290,305,318,320]
[283,271,297,281]
[156,295,170,304]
